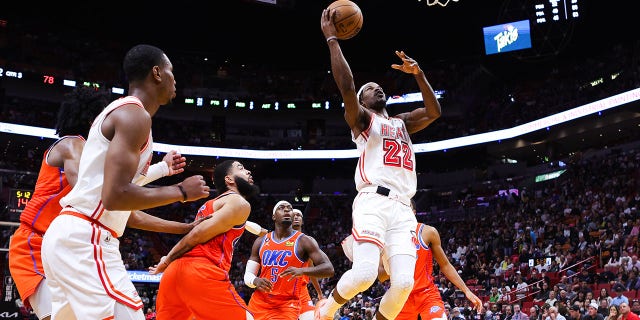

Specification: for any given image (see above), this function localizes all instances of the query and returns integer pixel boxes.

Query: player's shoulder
[419,223,440,237]
[299,232,321,247]
[213,192,250,212]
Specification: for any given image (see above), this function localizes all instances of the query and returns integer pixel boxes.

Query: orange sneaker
[314,298,331,320]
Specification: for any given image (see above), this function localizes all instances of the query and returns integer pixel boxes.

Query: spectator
[597,288,613,307]
[516,276,530,300]
[604,305,618,320]
[618,302,640,320]
[627,256,640,272]
[512,303,530,320]
[452,307,466,320]
[531,305,542,320]
[557,276,572,293]
[546,291,559,308]
[145,307,156,320]
[626,271,640,290]
[490,287,502,303]
[611,284,630,307]
[633,300,640,315]
[597,299,610,317]
[444,304,452,320]
[339,306,352,320]
[583,302,605,320]
[535,282,552,303]
[558,290,571,306]
[567,305,582,320]
[544,306,566,320]
[504,304,513,320]
[605,251,622,269]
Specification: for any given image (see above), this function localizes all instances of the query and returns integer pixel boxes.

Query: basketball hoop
[425,0,459,7]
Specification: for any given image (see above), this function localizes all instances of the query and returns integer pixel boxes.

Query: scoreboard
[9,188,33,214]
[533,0,580,24]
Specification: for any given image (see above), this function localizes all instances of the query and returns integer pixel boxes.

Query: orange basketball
[327,0,363,40]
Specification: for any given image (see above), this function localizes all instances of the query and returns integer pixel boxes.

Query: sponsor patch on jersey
[285,241,295,246]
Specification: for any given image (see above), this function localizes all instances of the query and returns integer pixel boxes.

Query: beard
[234,176,258,199]
[369,99,386,113]
[281,219,293,227]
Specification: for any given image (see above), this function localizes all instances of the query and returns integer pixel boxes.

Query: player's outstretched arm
[392,51,442,134]
[127,210,211,234]
[428,225,483,313]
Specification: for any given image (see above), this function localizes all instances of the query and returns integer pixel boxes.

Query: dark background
[2,0,635,73]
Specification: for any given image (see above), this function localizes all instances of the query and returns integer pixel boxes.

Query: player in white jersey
[41,44,210,320]
[318,10,442,320]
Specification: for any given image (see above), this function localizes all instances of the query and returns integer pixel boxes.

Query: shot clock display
[9,188,33,214]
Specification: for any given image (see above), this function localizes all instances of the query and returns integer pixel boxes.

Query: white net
[425,0,459,7]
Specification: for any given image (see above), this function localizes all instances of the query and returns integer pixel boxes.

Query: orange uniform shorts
[395,289,446,320]
[156,257,251,320]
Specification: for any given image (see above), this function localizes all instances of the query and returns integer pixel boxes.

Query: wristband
[326,36,338,43]
[132,161,170,186]
[177,185,187,203]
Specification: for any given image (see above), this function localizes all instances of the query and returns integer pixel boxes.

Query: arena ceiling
[2,0,635,73]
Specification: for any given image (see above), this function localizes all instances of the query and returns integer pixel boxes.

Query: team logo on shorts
[430,306,442,313]
[361,229,381,238]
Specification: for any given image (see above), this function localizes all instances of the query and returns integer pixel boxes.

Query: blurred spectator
[611,284,630,307]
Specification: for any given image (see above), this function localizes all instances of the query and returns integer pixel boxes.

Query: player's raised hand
[391,51,421,75]
[320,8,338,40]
[163,150,186,176]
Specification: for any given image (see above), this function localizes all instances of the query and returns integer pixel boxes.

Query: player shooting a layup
[317,7,442,320]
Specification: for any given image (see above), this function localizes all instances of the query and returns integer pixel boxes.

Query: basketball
[327,0,363,40]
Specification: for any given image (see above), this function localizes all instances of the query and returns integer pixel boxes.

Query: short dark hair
[56,86,110,137]
[213,160,235,194]
[123,44,166,82]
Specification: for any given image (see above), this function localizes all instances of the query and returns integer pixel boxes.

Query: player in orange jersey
[245,200,334,320]
[342,199,483,320]
[150,160,259,320]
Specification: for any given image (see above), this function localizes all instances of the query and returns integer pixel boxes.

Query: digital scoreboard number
[9,188,33,213]
[533,0,580,24]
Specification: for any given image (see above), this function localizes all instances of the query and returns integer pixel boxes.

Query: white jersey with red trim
[352,113,416,200]
[60,96,153,237]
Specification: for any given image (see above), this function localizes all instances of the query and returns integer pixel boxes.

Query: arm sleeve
[245,221,264,236]
[244,260,260,288]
